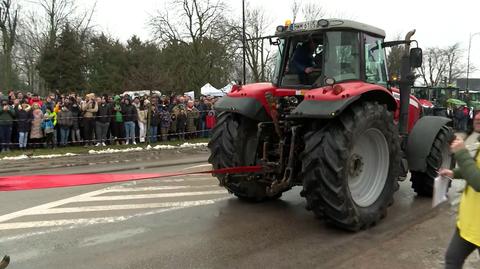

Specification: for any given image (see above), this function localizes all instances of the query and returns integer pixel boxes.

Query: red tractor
[208,19,453,231]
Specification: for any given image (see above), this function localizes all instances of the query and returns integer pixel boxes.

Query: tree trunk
[2,51,12,89]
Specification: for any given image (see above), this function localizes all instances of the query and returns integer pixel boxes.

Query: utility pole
[242,0,246,84]
[466,32,480,94]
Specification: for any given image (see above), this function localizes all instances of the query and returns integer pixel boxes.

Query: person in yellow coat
[440,135,480,269]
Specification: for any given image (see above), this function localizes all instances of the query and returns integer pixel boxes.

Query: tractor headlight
[276,25,285,32]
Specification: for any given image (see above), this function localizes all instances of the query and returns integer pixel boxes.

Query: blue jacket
[289,44,314,74]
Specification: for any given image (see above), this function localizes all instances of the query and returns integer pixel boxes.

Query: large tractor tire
[208,112,282,202]
[410,126,454,197]
[301,102,401,231]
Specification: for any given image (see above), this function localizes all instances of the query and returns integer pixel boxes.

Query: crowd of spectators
[446,105,474,132]
[0,90,218,153]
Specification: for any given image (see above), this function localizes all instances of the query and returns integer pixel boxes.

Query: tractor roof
[275,19,386,38]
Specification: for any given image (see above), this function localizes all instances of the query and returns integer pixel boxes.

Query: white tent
[201,83,225,97]
[184,91,195,99]
[220,82,235,94]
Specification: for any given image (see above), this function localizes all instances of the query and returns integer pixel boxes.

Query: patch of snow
[1,155,29,160]
[88,147,144,155]
[1,143,208,160]
[1,152,77,161]
[179,142,208,148]
[153,145,176,150]
[32,153,77,159]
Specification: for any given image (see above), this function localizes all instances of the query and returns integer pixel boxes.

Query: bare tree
[149,0,232,96]
[418,47,448,87]
[301,2,326,21]
[149,5,183,44]
[73,1,96,43]
[38,0,76,46]
[150,0,226,44]
[291,1,328,22]
[291,0,300,23]
[0,0,19,90]
[16,14,41,92]
[14,0,96,93]
[219,2,275,83]
[243,6,274,82]
[38,0,96,45]
[418,44,469,87]
[444,43,467,85]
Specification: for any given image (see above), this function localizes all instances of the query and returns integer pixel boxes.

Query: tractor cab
[271,19,388,89]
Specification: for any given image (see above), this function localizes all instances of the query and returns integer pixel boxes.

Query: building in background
[456,78,480,91]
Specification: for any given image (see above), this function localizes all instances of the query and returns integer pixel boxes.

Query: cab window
[364,34,388,86]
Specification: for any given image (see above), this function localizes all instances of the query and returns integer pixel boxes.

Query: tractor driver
[289,38,322,84]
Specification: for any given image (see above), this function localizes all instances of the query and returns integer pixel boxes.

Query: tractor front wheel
[301,102,400,231]
[410,126,454,197]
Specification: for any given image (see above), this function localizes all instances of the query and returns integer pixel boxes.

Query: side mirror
[410,48,423,68]
[269,38,280,46]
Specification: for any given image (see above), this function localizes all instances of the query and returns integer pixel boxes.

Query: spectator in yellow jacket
[440,134,480,269]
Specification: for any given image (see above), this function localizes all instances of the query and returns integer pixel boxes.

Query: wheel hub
[347,128,390,207]
[349,154,364,177]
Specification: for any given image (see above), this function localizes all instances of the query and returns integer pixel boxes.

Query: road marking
[0,173,229,233]
[0,187,223,223]
[0,197,230,242]
[143,177,214,183]
[33,200,217,215]
[182,164,212,171]
[0,188,110,223]
[76,190,228,202]
[0,208,177,230]
[0,197,230,230]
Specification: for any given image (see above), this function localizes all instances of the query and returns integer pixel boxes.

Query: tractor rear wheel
[208,112,283,202]
[301,102,400,231]
[410,126,454,197]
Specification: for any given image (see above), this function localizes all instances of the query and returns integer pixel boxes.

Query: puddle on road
[79,227,147,247]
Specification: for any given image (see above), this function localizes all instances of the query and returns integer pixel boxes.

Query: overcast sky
[23,0,480,77]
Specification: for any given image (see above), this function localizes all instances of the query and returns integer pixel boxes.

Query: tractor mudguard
[214,96,270,121]
[289,96,359,119]
[406,116,452,172]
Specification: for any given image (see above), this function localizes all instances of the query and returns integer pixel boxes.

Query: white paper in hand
[433,176,450,207]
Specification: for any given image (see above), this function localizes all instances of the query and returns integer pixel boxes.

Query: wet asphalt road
[0,151,454,269]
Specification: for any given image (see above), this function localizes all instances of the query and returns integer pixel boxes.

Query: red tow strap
[0,166,263,191]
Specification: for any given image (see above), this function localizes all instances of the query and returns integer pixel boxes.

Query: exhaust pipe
[398,30,416,136]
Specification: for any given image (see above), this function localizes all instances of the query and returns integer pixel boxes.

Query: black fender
[407,116,452,172]
[214,96,270,121]
[289,96,360,119]
[288,90,397,119]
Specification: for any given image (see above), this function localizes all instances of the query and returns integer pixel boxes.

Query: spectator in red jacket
[205,103,216,135]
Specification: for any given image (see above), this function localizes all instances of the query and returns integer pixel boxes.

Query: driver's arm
[291,50,308,74]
